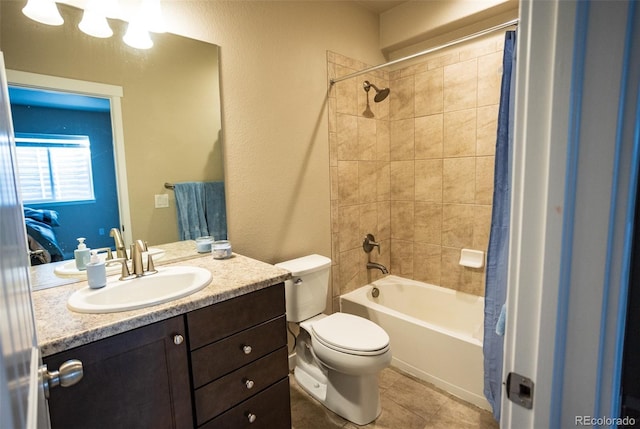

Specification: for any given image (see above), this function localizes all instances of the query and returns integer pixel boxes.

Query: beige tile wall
[328,33,505,310]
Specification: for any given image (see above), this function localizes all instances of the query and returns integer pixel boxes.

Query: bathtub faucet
[366,261,389,275]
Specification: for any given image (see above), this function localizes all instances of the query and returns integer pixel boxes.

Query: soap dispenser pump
[74,237,91,271]
[86,250,107,289]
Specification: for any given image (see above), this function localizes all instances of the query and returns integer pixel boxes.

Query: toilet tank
[275,254,332,322]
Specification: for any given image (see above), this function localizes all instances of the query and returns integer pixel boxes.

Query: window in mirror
[15,133,95,204]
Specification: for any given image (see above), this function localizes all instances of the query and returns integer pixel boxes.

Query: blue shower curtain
[483,30,517,421]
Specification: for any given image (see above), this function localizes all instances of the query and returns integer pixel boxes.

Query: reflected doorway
[10,86,120,261]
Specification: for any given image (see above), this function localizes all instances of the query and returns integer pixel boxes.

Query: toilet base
[294,364,382,425]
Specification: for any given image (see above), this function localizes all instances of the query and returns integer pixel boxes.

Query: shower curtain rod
[329,18,519,85]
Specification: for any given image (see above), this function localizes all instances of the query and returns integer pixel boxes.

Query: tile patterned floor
[290,367,499,429]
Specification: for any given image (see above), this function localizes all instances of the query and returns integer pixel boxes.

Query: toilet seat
[310,313,390,356]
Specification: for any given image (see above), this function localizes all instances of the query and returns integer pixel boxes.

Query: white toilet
[276,254,391,425]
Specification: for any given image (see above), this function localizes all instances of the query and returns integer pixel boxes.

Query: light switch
[155,194,169,208]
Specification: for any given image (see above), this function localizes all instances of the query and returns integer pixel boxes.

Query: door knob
[40,359,84,399]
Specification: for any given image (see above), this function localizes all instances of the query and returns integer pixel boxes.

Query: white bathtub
[340,275,489,410]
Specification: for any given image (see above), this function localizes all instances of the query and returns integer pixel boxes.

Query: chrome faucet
[366,261,389,274]
[110,228,127,260]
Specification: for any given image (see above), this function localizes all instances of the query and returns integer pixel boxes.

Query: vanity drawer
[195,346,289,425]
[191,315,286,388]
[187,283,285,350]
[199,377,291,429]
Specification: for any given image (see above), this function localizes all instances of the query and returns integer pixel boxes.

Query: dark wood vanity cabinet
[44,283,291,429]
[44,316,192,429]
[187,283,291,428]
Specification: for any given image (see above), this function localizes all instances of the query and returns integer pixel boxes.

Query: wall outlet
[154,194,169,208]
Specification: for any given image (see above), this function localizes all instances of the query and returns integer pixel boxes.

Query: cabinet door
[44,316,192,429]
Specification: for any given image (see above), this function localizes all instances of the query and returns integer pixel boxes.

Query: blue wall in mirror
[10,89,120,259]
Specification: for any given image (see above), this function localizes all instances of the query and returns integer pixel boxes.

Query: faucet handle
[106,258,135,280]
[93,247,113,260]
[363,234,381,254]
[144,252,158,276]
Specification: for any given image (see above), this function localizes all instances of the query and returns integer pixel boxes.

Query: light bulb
[79,10,113,38]
[22,0,64,26]
[123,20,153,50]
[141,0,165,33]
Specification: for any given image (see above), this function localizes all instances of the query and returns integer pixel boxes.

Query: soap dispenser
[74,237,91,271]
[86,250,106,289]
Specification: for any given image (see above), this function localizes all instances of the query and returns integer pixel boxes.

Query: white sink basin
[54,248,165,279]
[67,266,212,314]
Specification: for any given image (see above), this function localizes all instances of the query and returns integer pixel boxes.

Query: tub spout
[366,261,389,274]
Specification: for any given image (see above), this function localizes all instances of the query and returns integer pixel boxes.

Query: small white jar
[212,240,232,259]
[195,236,214,253]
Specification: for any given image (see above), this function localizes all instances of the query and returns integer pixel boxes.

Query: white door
[502,1,638,427]
[0,53,50,428]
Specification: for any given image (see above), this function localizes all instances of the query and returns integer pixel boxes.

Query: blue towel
[203,181,227,240]
[174,182,209,240]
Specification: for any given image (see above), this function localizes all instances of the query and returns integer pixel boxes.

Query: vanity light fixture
[22,0,64,26]
[78,0,113,38]
[140,0,166,34]
[123,0,166,50]
[123,0,166,49]
[123,18,153,50]
[21,0,164,50]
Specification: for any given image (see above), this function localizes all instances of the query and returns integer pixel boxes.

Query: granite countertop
[30,240,205,291]
[33,252,291,357]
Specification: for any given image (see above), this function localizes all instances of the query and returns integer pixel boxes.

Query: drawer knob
[247,413,257,423]
[173,334,184,345]
[244,379,255,389]
[242,345,252,355]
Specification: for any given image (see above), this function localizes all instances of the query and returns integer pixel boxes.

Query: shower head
[363,80,390,102]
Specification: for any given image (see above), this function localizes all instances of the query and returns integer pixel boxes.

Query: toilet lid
[311,313,389,354]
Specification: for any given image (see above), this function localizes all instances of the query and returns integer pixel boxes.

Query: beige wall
[0,2,222,246]
[330,32,506,303]
[158,1,386,264]
[380,0,518,58]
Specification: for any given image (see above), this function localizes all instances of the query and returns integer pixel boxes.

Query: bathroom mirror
[0,2,224,266]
